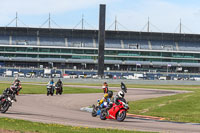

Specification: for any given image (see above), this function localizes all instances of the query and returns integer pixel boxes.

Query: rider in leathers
[98,91,113,108]
[106,91,126,111]
[56,79,63,93]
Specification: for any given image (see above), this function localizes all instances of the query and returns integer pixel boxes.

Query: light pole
[167,64,171,76]
[167,65,168,76]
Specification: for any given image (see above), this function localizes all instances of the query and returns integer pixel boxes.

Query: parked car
[18,72,25,77]
[26,73,32,78]
[92,74,98,79]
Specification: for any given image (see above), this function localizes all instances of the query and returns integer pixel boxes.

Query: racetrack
[1,86,200,133]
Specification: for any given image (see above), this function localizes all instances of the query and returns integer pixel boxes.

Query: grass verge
[127,84,200,123]
[0,83,102,94]
[0,117,155,133]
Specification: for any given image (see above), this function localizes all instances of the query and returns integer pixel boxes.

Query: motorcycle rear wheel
[116,110,126,122]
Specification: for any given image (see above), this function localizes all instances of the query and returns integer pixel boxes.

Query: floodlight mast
[97,4,106,78]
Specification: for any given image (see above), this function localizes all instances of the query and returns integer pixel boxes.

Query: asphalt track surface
[1,86,200,133]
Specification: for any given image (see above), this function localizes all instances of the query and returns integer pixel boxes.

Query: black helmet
[107,91,113,98]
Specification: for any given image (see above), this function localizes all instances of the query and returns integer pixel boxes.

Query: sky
[1,0,200,34]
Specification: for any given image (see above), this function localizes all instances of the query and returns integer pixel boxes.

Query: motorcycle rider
[98,91,113,108]
[13,77,20,85]
[102,82,109,94]
[12,78,22,95]
[56,79,63,92]
[113,91,126,104]
[48,79,54,85]
[47,79,55,91]
[106,91,126,111]
[92,90,113,116]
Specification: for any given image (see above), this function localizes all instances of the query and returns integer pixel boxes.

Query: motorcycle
[100,100,129,122]
[0,94,16,113]
[91,99,109,117]
[46,84,54,96]
[55,84,62,95]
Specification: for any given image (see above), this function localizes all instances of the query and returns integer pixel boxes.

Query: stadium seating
[105,39,122,48]
[178,41,200,51]
[68,38,94,47]
[1,34,200,52]
[12,35,37,45]
[123,40,149,50]
[40,37,65,46]
[0,35,9,45]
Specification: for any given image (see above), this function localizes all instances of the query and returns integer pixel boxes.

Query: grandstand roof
[0,27,200,42]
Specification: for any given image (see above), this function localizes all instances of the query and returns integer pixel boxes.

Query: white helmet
[118,91,125,98]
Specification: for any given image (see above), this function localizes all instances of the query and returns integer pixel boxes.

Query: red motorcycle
[100,100,129,122]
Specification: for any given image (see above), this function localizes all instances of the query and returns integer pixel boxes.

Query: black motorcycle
[0,94,16,113]
[55,84,62,95]
[46,84,54,96]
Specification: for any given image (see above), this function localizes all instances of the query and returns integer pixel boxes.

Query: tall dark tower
[97,4,106,77]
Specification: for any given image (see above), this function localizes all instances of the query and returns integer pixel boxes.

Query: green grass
[0,117,155,133]
[0,83,103,94]
[127,84,200,123]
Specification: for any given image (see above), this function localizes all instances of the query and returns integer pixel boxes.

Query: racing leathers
[56,80,63,92]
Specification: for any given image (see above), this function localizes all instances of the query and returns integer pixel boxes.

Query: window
[6,47,16,52]
[50,48,60,53]
[0,47,4,51]
[162,52,171,57]
[72,49,83,54]
[39,48,50,52]
[61,49,71,53]
[27,47,38,52]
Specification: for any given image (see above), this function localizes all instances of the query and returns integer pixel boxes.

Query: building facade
[0,27,200,73]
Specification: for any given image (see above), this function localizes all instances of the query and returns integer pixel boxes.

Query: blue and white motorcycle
[91,99,111,117]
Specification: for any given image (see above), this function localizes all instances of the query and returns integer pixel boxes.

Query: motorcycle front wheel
[91,110,97,117]
[116,110,126,122]
[1,101,10,113]
[91,105,97,117]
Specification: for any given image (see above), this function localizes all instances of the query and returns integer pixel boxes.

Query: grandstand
[0,27,200,74]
